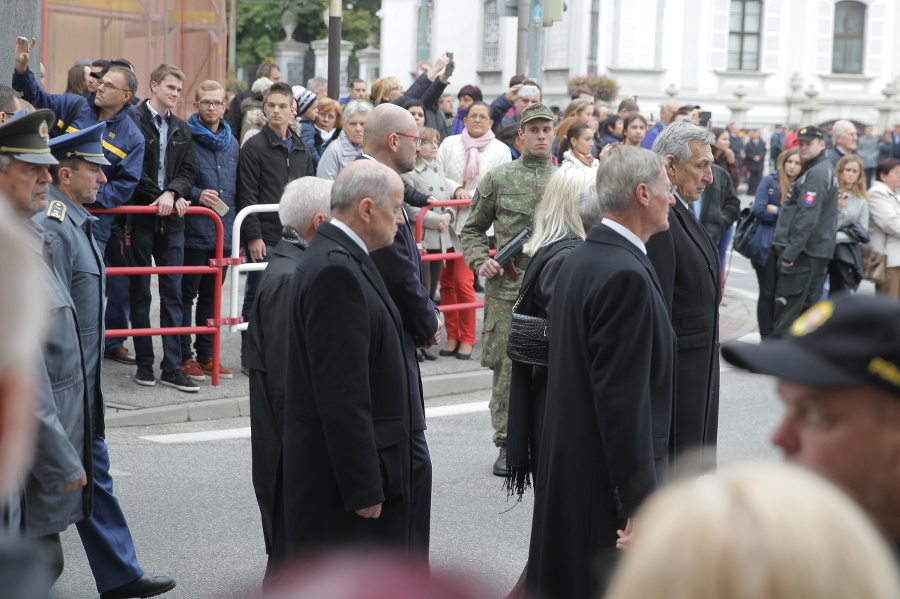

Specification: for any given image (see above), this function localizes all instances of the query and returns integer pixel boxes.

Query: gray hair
[331,160,396,213]
[0,155,10,174]
[343,99,373,121]
[0,85,18,114]
[651,121,715,164]
[307,77,328,94]
[578,182,602,231]
[279,177,333,230]
[595,146,666,215]
[832,119,855,138]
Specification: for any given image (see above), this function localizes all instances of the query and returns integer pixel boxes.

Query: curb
[105,368,494,428]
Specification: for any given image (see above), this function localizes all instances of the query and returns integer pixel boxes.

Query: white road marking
[140,401,490,444]
[727,286,759,301]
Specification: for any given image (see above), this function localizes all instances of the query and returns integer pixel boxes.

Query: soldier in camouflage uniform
[460,103,556,476]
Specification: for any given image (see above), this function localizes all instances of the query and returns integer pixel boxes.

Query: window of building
[832,1,865,74]
[482,0,500,69]
[728,0,762,71]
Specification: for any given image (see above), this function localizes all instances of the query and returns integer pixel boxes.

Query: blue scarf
[451,107,468,136]
[188,113,232,151]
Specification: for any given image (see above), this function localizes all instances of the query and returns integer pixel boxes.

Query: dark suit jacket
[745,138,767,172]
[355,155,439,431]
[244,238,305,558]
[527,224,675,599]
[647,199,721,471]
[282,222,411,553]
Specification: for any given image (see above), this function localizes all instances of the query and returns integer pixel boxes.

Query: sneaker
[197,359,233,379]
[159,370,199,393]
[181,359,206,381]
[105,346,137,365]
[134,366,156,387]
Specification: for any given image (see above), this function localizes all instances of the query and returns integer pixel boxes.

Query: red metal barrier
[412,199,490,313]
[89,205,238,386]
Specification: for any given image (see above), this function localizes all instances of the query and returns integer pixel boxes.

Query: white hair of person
[278,177,333,230]
[523,167,592,256]
[832,119,855,139]
[595,145,666,216]
[330,160,394,213]
[577,181,602,231]
[651,121,715,165]
[342,99,374,121]
[605,463,900,599]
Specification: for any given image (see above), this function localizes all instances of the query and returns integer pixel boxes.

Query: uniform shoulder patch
[46,200,66,222]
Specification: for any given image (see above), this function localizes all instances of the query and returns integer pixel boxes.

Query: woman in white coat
[866,158,900,298]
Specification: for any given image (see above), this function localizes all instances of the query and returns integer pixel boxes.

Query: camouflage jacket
[461,151,556,300]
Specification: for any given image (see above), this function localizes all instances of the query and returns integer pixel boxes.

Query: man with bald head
[282,161,412,553]
[357,102,441,560]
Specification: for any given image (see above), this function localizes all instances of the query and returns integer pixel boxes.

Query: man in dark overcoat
[648,122,722,473]
[282,161,412,552]
[526,146,676,599]
[244,176,332,577]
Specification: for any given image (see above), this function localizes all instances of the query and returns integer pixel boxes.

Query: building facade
[380,0,900,129]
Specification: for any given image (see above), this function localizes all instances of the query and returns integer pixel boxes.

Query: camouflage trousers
[481,295,515,447]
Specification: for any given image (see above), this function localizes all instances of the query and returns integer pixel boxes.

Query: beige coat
[867,181,900,267]
[401,159,462,252]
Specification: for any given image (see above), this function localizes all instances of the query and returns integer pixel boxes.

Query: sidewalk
[104,274,758,427]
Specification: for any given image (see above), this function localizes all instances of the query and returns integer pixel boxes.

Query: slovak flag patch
[804,191,817,205]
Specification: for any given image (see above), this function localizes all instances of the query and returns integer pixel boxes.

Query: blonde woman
[605,463,900,599]
[829,154,869,293]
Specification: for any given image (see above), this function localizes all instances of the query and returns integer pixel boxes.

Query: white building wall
[379,0,900,128]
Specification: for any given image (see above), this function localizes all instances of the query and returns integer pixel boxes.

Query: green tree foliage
[229,0,381,68]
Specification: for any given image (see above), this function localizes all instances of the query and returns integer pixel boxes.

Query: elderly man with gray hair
[647,121,722,474]
[244,176,333,578]
[527,146,676,599]
[830,119,858,167]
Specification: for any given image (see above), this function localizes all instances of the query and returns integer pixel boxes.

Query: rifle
[493,225,533,277]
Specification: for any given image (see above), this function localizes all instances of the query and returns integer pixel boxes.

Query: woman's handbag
[863,246,887,285]
[732,207,757,259]
[507,281,549,367]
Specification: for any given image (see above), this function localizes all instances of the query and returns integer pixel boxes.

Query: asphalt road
[51,366,783,598]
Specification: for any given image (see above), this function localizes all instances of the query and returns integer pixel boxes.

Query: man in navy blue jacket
[180,80,238,380]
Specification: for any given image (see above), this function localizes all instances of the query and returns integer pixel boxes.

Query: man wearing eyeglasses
[179,80,239,381]
[12,36,147,369]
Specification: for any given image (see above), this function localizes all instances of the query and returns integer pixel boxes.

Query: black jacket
[699,164,742,244]
[129,101,196,233]
[772,150,838,263]
[237,125,316,247]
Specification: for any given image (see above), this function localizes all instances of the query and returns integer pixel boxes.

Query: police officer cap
[519,103,555,126]
[49,122,111,165]
[797,126,825,142]
[722,293,900,399]
[0,109,58,165]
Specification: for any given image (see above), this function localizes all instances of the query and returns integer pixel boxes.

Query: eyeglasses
[667,185,677,196]
[466,114,491,122]
[197,100,225,109]
[98,79,128,94]
[394,132,423,147]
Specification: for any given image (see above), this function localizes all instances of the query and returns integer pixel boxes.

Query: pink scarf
[461,128,496,184]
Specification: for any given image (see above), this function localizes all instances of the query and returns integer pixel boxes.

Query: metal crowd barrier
[89,205,234,386]
[227,204,280,333]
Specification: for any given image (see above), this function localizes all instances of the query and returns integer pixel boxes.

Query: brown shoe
[198,359,233,379]
[104,346,136,365]
[181,359,206,381]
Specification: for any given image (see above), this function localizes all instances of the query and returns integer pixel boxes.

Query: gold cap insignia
[38,121,49,144]
[790,300,834,337]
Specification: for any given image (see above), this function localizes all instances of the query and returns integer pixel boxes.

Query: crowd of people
[3,35,900,599]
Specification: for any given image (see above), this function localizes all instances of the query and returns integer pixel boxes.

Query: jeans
[98,239,131,352]
[181,247,228,362]
[129,229,185,372]
[241,244,275,364]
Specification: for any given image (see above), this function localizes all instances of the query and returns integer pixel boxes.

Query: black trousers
[753,253,778,338]
[410,429,432,562]
[771,254,829,337]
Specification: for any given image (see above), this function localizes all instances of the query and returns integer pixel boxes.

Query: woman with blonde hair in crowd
[604,463,900,599]
[866,157,900,298]
[828,154,869,293]
[749,147,801,337]
[313,97,342,157]
[562,99,593,123]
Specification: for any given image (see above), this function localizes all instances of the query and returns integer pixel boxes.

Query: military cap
[49,122,110,165]
[0,109,58,165]
[519,103,555,126]
[797,126,825,142]
[722,294,900,398]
